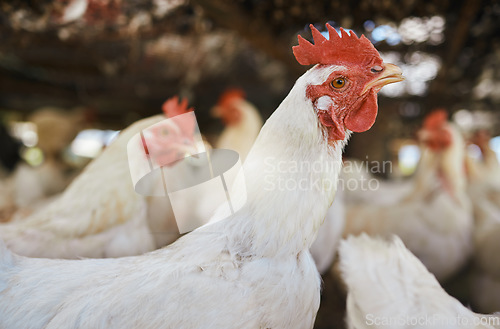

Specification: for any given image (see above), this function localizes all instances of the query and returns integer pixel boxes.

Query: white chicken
[467,130,500,187]
[344,110,473,281]
[144,97,200,248]
[465,133,500,312]
[0,108,82,221]
[339,234,500,329]
[0,25,403,328]
[341,158,413,206]
[212,88,263,161]
[0,98,199,258]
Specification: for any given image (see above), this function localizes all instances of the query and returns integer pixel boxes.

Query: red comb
[160,96,196,138]
[423,109,448,130]
[217,88,245,108]
[293,24,380,66]
[162,96,193,118]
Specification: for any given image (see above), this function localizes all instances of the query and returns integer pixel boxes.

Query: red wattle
[344,92,378,133]
[318,111,345,141]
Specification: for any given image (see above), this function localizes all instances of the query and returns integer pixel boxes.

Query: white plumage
[0,115,166,258]
[214,94,263,162]
[467,143,500,313]
[344,123,473,281]
[339,234,500,329]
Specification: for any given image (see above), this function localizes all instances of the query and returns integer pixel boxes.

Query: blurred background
[0,0,499,175]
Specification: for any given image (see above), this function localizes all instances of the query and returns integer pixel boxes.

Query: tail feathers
[339,234,475,328]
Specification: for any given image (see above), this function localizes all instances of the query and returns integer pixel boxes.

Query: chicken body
[342,158,413,206]
[215,96,263,162]
[0,107,82,222]
[0,116,167,258]
[344,124,473,281]
[467,160,500,312]
[339,234,500,329]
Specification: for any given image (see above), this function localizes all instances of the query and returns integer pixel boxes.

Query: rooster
[0,97,199,258]
[0,25,403,328]
[212,88,263,161]
[344,110,473,281]
[339,234,500,329]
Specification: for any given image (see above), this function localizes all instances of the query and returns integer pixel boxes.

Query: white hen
[0,25,403,328]
[339,234,500,329]
[344,111,473,281]
[468,165,500,312]
[213,88,263,162]
[461,130,500,312]
[0,102,201,259]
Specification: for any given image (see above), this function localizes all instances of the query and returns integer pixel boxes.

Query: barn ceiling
[0,0,499,132]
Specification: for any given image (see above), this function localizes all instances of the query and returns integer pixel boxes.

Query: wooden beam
[425,0,483,108]
[190,0,305,75]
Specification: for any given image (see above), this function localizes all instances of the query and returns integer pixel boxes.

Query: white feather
[343,125,473,281]
[339,234,500,329]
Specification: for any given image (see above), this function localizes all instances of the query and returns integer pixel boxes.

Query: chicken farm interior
[1,0,500,328]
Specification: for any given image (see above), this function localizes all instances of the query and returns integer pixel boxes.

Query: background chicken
[145,96,213,248]
[457,129,500,312]
[344,110,473,281]
[150,89,263,246]
[0,107,84,221]
[339,234,500,329]
[212,88,263,161]
[0,98,200,258]
[467,130,500,188]
[0,25,403,328]
[467,152,500,312]
[341,158,414,206]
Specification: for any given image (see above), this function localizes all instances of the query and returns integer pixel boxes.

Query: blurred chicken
[145,97,208,248]
[467,130,500,185]
[344,110,473,281]
[464,132,500,312]
[212,88,263,161]
[0,25,403,328]
[149,89,262,246]
[0,107,84,221]
[0,98,199,258]
[339,234,500,329]
[341,158,413,206]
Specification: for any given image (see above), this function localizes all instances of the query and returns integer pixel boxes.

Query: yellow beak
[362,63,404,95]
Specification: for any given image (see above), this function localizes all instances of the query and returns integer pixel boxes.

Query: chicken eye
[331,78,346,89]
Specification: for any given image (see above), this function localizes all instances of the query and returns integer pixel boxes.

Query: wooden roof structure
[0,0,499,133]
